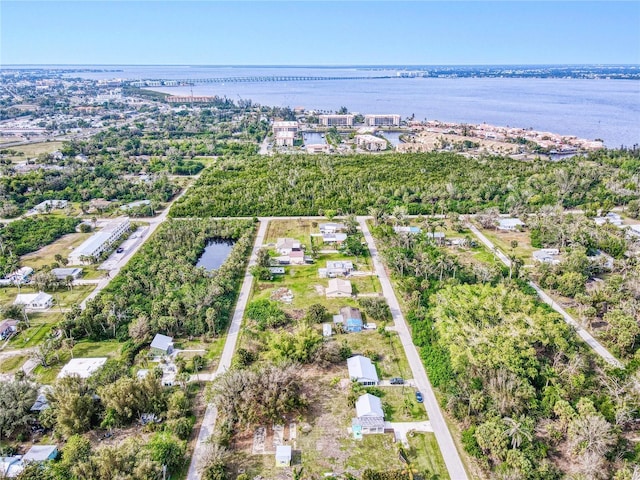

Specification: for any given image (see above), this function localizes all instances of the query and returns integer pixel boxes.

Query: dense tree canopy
[170,151,636,217]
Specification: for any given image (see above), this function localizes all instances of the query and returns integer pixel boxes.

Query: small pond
[196,239,236,271]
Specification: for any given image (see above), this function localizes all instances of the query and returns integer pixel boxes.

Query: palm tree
[398,446,418,480]
[503,416,532,449]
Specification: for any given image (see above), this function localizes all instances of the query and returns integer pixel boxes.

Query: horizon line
[2,63,640,68]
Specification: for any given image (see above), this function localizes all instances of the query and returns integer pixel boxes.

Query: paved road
[358,217,469,480]
[467,223,623,369]
[79,179,197,310]
[258,135,270,155]
[186,219,269,480]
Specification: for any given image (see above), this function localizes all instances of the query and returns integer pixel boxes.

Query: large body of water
[68,66,639,147]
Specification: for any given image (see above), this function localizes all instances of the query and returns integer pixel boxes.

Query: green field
[408,432,450,478]
[0,354,27,373]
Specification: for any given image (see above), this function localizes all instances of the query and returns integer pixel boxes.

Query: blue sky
[2,1,639,65]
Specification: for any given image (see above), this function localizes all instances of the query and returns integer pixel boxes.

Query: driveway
[358,217,468,480]
[186,219,269,480]
[386,421,433,446]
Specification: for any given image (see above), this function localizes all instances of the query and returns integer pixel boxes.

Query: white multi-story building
[364,114,401,127]
[272,121,298,135]
[68,218,130,264]
[319,114,354,127]
[355,134,388,151]
[275,131,295,147]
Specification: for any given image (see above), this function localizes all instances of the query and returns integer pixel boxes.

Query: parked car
[116,248,124,253]
[415,391,424,403]
[389,377,404,385]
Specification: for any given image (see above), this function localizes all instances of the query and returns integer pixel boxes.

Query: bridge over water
[132,75,396,86]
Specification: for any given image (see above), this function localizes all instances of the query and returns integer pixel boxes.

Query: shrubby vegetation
[0,217,80,276]
[61,218,255,342]
[529,207,640,360]
[372,223,640,479]
[170,151,638,217]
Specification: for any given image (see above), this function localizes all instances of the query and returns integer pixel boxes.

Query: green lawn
[0,285,94,311]
[252,253,381,312]
[264,218,318,246]
[378,386,428,422]
[407,432,450,479]
[340,330,410,380]
[0,354,27,373]
[477,226,535,264]
[33,359,67,385]
[8,313,62,349]
[343,434,404,470]
[72,340,122,358]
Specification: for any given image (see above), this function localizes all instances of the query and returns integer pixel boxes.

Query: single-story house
[0,319,18,339]
[426,232,446,244]
[340,306,363,333]
[30,386,52,412]
[319,260,354,278]
[34,200,68,213]
[150,333,174,355]
[352,393,385,439]
[322,232,347,244]
[50,267,83,281]
[13,292,53,310]
[625,224,640,238]
[275,445,292,467]
[22,445,58,463]
[289,250,305,265]
[58,357,107,379]
[4,267,34,285]
[497,217,525,231]
[589,250,615,270]
[319,223,346,234]
[347,355,379,385]
[276,238,301,255]
[533,249,561,265]
[0,455,23,478]
[120,199,151,211]
[306,143,329,154]
[394,226,421,235]
[594,212,623,227]
[160,363,177,387]
[326,279,352,298]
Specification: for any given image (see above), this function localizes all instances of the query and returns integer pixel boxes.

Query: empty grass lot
[475,225,535,265]
[21,231,92,269]
[378,386,428,422]
[408,432,450,478]
[5,141,64,162]
[8,313,63,349]
[0,354,27,373]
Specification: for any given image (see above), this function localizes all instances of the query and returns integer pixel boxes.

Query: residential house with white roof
[347,355,379,385]
[326,278,352,298]
[13,292,53,310]
[352,393,385,438]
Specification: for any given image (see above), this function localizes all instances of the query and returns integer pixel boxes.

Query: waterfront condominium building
[319,114,354,127]
[272,121,299,134]
[364,114,401,127]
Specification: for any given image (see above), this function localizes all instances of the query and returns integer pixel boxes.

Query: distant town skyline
[2,1,639,66]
